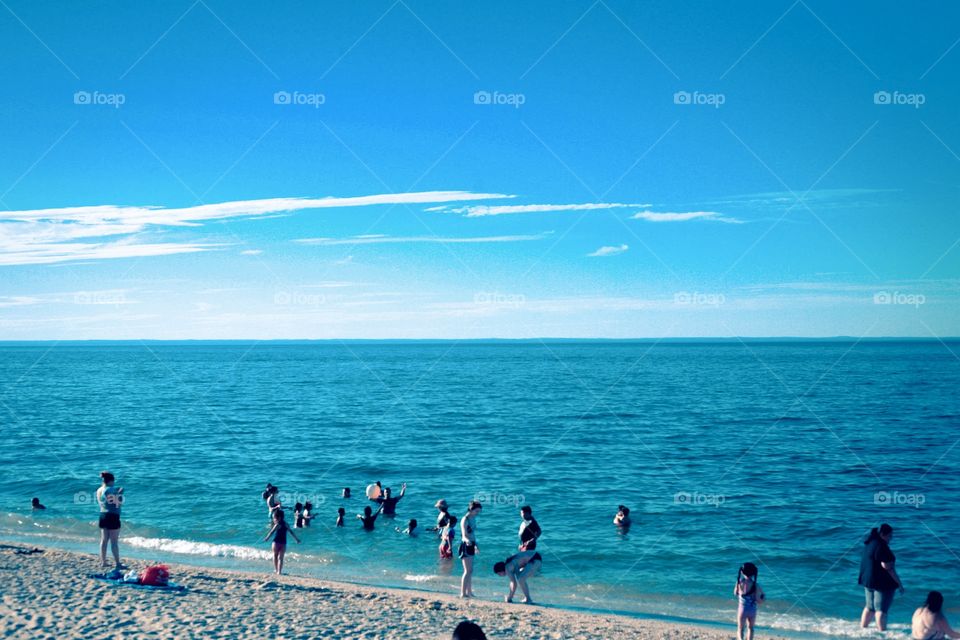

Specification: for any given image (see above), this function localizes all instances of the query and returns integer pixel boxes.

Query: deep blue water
[1,342,957,637]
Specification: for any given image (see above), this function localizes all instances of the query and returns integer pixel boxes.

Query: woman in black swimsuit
[459,500,482,598]
[264,509,300,575]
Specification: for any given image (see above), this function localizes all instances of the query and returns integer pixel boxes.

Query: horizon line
[1,337,957,345]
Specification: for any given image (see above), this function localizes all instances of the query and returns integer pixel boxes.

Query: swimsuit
[738,578,758,617]
[458,542,476,558]
[273,522,289,545]
[96,487,122,530]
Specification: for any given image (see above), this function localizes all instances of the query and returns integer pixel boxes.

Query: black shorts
[99,513,121,530]
[458,542,476,558]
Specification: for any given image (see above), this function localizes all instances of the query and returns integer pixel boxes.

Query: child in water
[357,503,383,530]
[397,519,418,536]
[263,509,300,575]
[336,507,345,527]
[734,562,765,640]
[293,502,304,528]
[302,501,314,526]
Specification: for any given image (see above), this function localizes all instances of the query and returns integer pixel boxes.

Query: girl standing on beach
[96,471,123,570]
[264,509,299,575]
[458,501,482,598]
[734,562,765,640]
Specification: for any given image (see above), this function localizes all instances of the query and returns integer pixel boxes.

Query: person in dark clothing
[452,620,487,640]
[859,523,903,631]
[358,503,384,530]
[376,483,407,516]
[518,505,542,551]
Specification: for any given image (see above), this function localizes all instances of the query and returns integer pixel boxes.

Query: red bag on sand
[139,565,170,586]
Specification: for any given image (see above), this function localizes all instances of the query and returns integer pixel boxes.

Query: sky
[1,0,959,339]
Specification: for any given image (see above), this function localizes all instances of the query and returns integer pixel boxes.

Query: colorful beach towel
[91,572,186,592]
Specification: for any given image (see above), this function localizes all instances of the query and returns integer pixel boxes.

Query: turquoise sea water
[1,341,957,638]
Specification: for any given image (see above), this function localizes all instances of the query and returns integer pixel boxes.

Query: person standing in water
[859,523,903,631]
[376,483,407,516]
[264,509,299,575]
[913,591,960,639]
[493,549,542,603]
[265,485,281,522]
[96,471,123,569]
[459,501,482,598]
[734,562,765,640]
[518,506,541,550]
[358,503,384,530]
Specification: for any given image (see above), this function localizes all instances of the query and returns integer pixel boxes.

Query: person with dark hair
[614,505,631,528]
[357,503,383,531]
[336,507,346,527]
[342,487,351,499]
[452,620,487,640]
[302,501,314,527]
[913,591,960,639]
[493,549,542,603]
[31,497,45,510]
[459,501,482,598]
[376,482,407,516]
[859,523,903,631]
[293,502,305,528]
[265,485,281,522]
[96,471,124,569]
[518,505,541,551]
[734,562,765,640]
[397,518,418,536]
[263,509,299,575]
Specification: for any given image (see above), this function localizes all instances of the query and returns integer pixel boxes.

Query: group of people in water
[261,481,544,602]
[82,472,959,638]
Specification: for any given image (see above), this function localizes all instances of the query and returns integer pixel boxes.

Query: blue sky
[1,1,959,338]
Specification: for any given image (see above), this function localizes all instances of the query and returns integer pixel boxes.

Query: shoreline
[1,541,788,639]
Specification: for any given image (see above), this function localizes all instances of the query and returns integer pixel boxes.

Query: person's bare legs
[99,529,109,567]
[277,545,286,575]
[460,556,473,597]
[876,611,888,631]
[860,607,875,628]
[108,530,121,569]
[518,563,538,603]
[745,615,755,640]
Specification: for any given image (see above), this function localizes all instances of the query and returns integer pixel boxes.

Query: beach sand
[0,542,778,639]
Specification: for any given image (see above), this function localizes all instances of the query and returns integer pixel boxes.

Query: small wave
[126,536,272,561]
[403,574,438,583]
[765,611,910,638]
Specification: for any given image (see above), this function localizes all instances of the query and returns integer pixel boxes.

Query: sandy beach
[0,542,782,639]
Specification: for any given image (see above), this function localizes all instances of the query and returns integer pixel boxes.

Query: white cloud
[295,233,550,246]
[240,249,263,255]
[630,210,743,223]
[587,244,629,257]
[439,202,650,217]
[0,191,512,266]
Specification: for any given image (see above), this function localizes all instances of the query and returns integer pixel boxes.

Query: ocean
[1,341,957,638]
